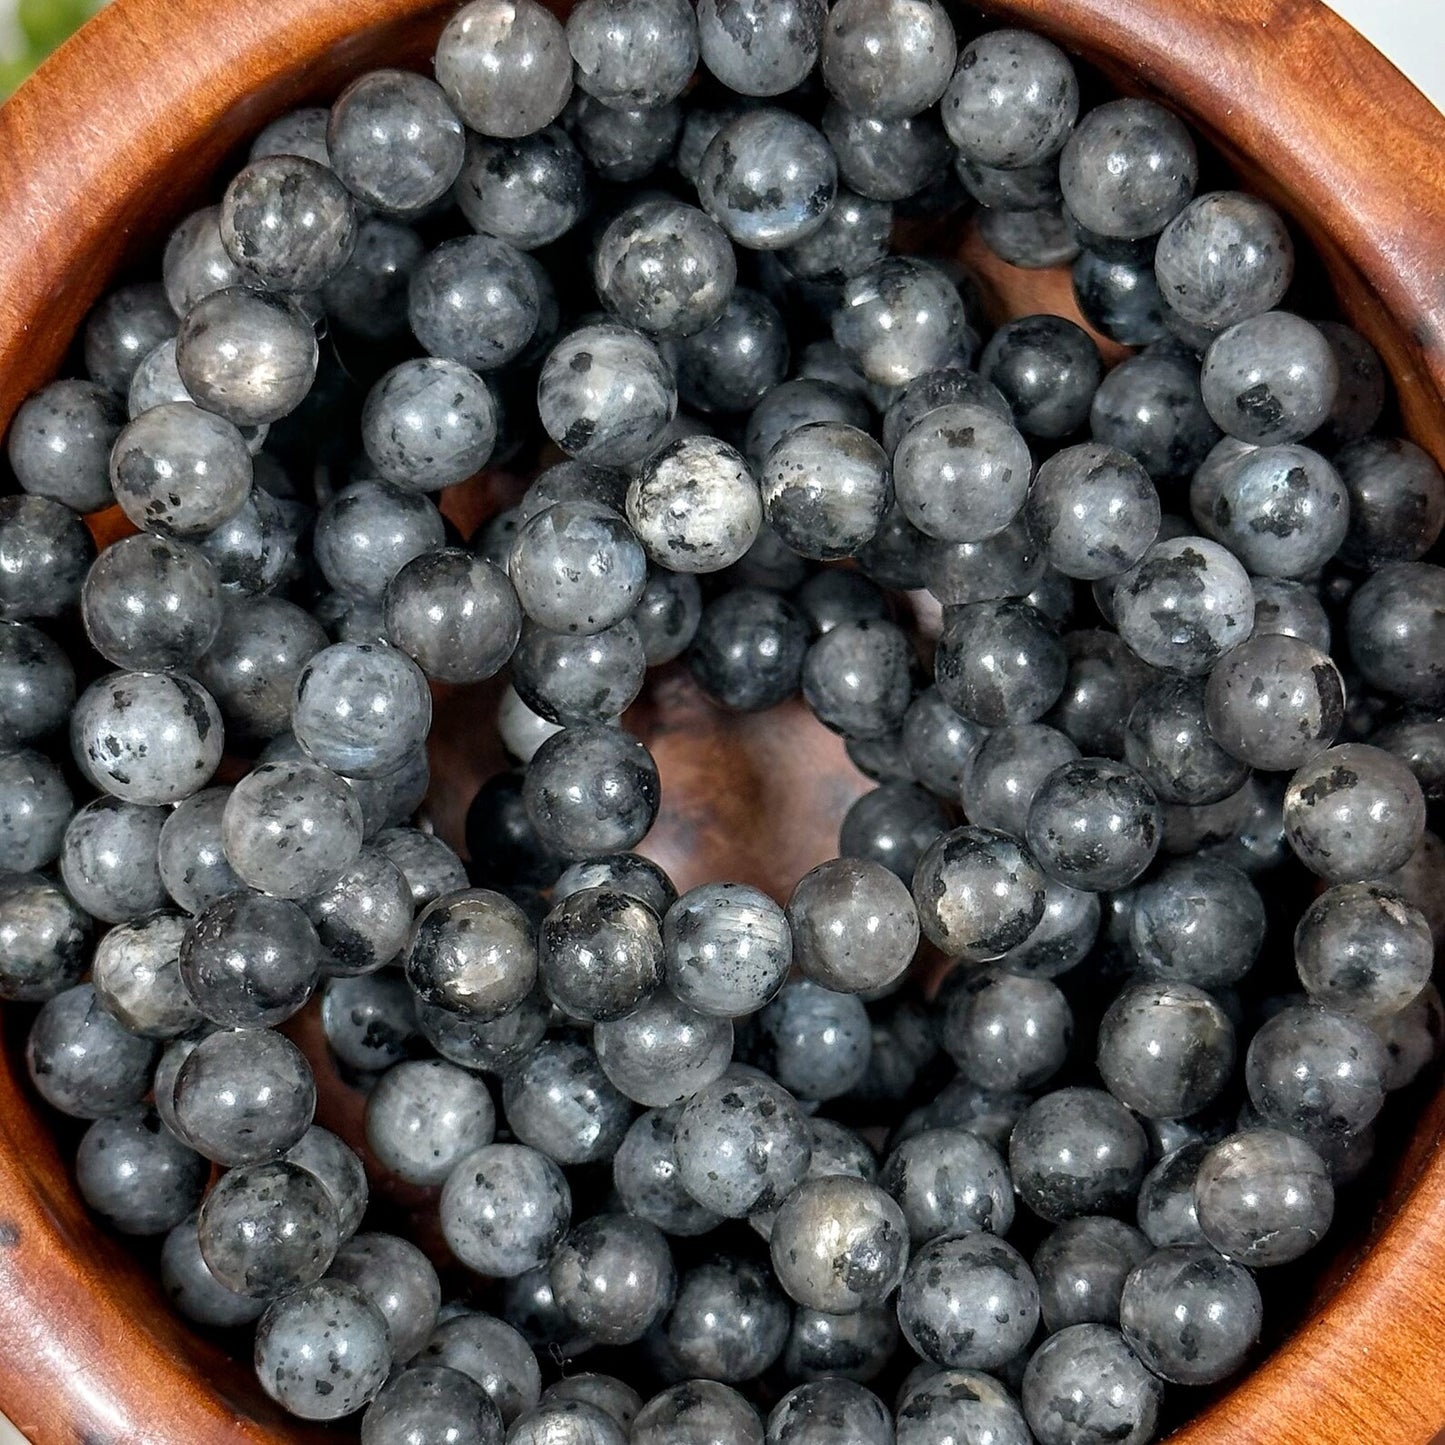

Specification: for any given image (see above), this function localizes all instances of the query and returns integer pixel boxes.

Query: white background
[0,2,1439,1443]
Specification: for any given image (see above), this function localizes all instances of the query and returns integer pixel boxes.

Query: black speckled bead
[1009,1087,1148,1222]
[822,0,956,121]
[1022,1324,1162,1445]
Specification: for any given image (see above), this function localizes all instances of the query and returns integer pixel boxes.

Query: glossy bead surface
[365,1058,496,1186]
[1021,1324,1162,1445]
[833,258,969,387]
[1097,980,1236,1118]
[594,988,733,1107]
[771,1175,909,1313]
[881,1126,1014,1243]
[822,0,956,121]
[1010,1088,1148,1223]
[435,0,574,137]
[254,1279,389,1420]
[439,1142,571,1277]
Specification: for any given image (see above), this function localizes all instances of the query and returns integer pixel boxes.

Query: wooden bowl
[2,1,1445,1441]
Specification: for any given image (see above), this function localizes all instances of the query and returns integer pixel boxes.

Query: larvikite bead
[503,1034,633,1164]
[248,104,329,163]
[435,0,572,137]
[767,1379,893,1445]
[286,1126,370,1243]
[1090,348,1221,483]
[84,281,177,395]
[440,1142,571,1277]
[314,481,446,604]
[0,621,73,748]
[538,323,677,464]
[595,989,733,1107]
[197,597,327,743]
[627,436,761,573]
[787,855,919,993]
[26,983,156,1118]
[195,485,297,596]
[1033,1218,1151,1332]
[1372,981,1445,1090]
[1111,536,1254,675]
[1119,1243,1262,1383]
[1314,320,1386,447]
[941,970,1072,1091]
[1097,980,1236,1118]
[897,1231,1038,1369]
[91,912,200,1039]
[1194,1128,1333,1267]
[785,1302,899,1382]
[883,368,1011,455]
[893,401,1030,543]
[676,287,791,414]
[802,619,913,742]
[553,851,677,914]
[1335,435,1445,567]
[364,1058,496,1185]
[1022,1324,1162,1445]
[979,315,1102,441]
[698,110,837,250]
[834,258,969,387]
[961,724,1077,838]
[943,28,1077,166]
[758,422,890,562]
[320,972,419,1073]
[304,848,413,977]
[1010,1087,1148,1222]
[384,548,519,685]
[71,670,223,805]
[509,1401,627,1445]
[176,286,318,427]
[163,205,247,315]
[76,1105,206,1236]
[523,723,660,858]
[1028,443,1160,580]
[7,378,123,514]
[1347,562,1445,707]
[633,1382,764,1445]
[374,827,468,909]
[934,599,1067,727]
[329,1231,440,1364]
[423,1314,543,1425]
[254,1278,390,1420]
[157,788,244,914]
[568,93,683,183]
[1252,577,1331,651]
[110,402,252,539]
[822,0,955,120]
[995,876,1100,979]
[1046,627,1154,758]
[409,235,540,372]
[1072,249,1167,346]
[162,1214,267,1328]
[1200,312,1339,445]
[1283,742,1426,882]
[551,1213,677,1345]
[512,615,640,723]
[1060,99,1197,240]
[911,826,1046,960]
[746,379,869,469]
[771,1175,908,1313]
[360,1366,503,1445]
[1129,857,1264,987]
[567,0,697,109]
[664,882,792,1018]
[0,873,89,1002]
[1137,1141,1209,1247]
[323,217,425,339]
[781,187,892,286]
[220,154,356,292]
[1124,676,1250,806]
[221,760,363,900]
[292,641,432,780]
[1026,757,1160,892]
[360,358,498,493]
[664,1256,790,1382]
[896,1371,1030,1445]
[0,748,68,872]
[615,1106,725,1237]
[327,70,464,214]
[456,127,587,249]
[172,1027,315,1166]
[881,1127,1014,1243]
[1154,190,1293,333]
[539,886,663,1022]
[750,979,871,1101]
[1245,1002,1388,1145]
[674,1073,812,1216]
[840,783,948,884]
[824,102,950,204]
[1296,882,1432,1018]
[198,1159,339,1299]
[1205,632,1343,771]
[697,0,823,95]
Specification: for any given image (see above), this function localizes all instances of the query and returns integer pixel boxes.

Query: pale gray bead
[614,1106,725,1237]
[633,1382,763,1445]
[941,970,1071,1091]
[157,788,243,914]
[767,1379,893,1445]
[7,377,123,514]
[698,0,825,96]
[881,1126,1013,1243]
[248,105,329,163]
[304,848,413,977]
[761,420,890,560]
[627,435,761,572]
[1201,311,1338,445]
[663,882,792,1018]
[221,154,357,292]
[71,670,223,804]
[171,1025,315,1167]
[175,286,318,427]
[365,1058,496,1186]
[1028,442,1160,580]
[163,205,247,315]
[255,1278,390,1420]
[551,1213,677,1345]
[91,912,200,1039]
[788,856,919,993]
[360,358,497,493]
[594,989,733,1107]
[456,127,587,249]
[1205,632,1343,771]
[110,402,252,539]
[408,234,540,372]
[374,827,467,909]
[84,281,177,395]
[698,109,838,251]
[161,1214,266,1328]
[422,1313,542,1425]
[771,1175,908,1313]
[314,480,446,605]
[942,29,1078,167]
[1295,882,1433,1019]
[1119,1243,1262,1383]
[286,1126,369,1243]
[1034,1218,1151,1332]
[834,258,970,387]
[436,0,573,137]
[567,0,696,108]
[1022,1324,1162,1445]
[750,979,871,1101]
[0,873,89,1002]
[509,1401,627,1445]
[503,1034,634,1163]
[440,1142,572,1278]
[897,1232,1039,1369]
[822,0,956,121]
[896,1371,1030,1445]
[329,1232,440,1364]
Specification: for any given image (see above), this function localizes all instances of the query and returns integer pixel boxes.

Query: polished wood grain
[1,1,1444,1442]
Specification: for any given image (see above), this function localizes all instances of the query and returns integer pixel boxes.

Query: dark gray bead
[1009,1087,1148,1223]
[0,747,68,872]
[26,983,157,1118]
[782,188,893,285]
[1201,311,1339,446]
[320,972,419,1074]
[84,281,177,395]
[834,257,969,387]
[567,0,697,109]
[435,0,573,137]
[1295,881,1432,1018]
[220,154,357,292]
[1033,1218,1151,1332]
[456,127,587,250]
[384,548,519,685]
[698,109,837,251]
[503,1034,633,1163]
[1347,562,1445,707]
[286,1125,369,1243]
[961,724,1076,838]
[664,881,792,1018]
[787,855,918,992]
[771,1174,908,1312]
[365,1057,496,1185]
[155,788,242,915]
[314,480,445,604]
[408,234,540,372]
[663,1258,790,1382]
[567,93,682,183]
[941,969,1071,1090]
[840,783,947,885]
[1119,1243,1262,1383]
[675,288,791,414]
[360,358,498,494]
[161,1214,267,1327]
[423,1313,542,1425]
[374,827,468,909]
[1026,757,1160,892]
[615,1106,725,1237]
[912,826,1046,960]
[323,216,426,340]
[194,483,299,596]
[1097,980,1236,1118]
[825,102,949,203]
[163,205,246,315]
[1136,1140,1209,1247]
[1335,434,1445,568]
[405,886,537,1019]
[698,0,824,95]
[749,979,871,1101]
[1090,348,1221,482]
[595,988,733,1106]
[76,1105,206,1236]
[248,105,330,163]
[523,723,660,858]
[784,1303,899,1383]
[7,377,123,514]
[254,1278,389,1419]
[822,0,955,120]
[329,1231,440,1364]
[632,1382,763,1445]
[943,28,1077,166]
[801,619,913,741]
[0,620,73,748]
[994,877,1100,978]
[1124,676,1251,806]
[881,1126,1013,1243]
[539,886,663,1021]
[508,1401,627,1445]
[1022,1324,1161,1445]
[328,70,464,214]
[1028,443,1159,580]
[979,314,1101,440]
[1205,632,1343,770]
[196,597,326,742]
[1072,249,1167,346]
[1314,320,1387,449]
[0,873,89,1002]
[1129,856,1264,987]
[551,1213,676,1345]
[305,847,413,977]
[361,1366,503,1445]
[746,380,869,471]
[935,599,1067,727]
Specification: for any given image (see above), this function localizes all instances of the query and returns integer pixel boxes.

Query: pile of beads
[3,0,1444,1441]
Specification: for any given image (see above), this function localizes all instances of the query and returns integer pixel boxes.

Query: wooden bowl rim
[1,1,1445,1442]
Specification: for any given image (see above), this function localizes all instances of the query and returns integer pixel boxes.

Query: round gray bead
[7,377,124,514]
[1021,1324,1162,1445]
[1201,311,1339,445]
[551,1213,677,1345]
[423,1312,543,1425]
[942,28,1078,167]
[822,0,956,121]
[91,912,201,1039]
[365,1058,496,1186]
[880,1126,1014,1243]
[1009,1087,1148,1223]
[455,127,588,250]
[594,989,733,1107]
[1033,1218,1152,1332]
[896,1371,1030,1445]
[440,1143,571,1277]
[698,0,825,96]
[435,0,573,137]
[254,1278,390,1419]
[771,1175,909,1313]
[627,436,762,573]
[220,154,357,292]
[360,358,498,493]
[502,1035,633,1164]
[161,1214,266,1328]
[360,1366,503,1445]
[329,1231,441,1364]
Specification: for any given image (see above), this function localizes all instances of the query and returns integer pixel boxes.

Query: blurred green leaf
[18,0,92,53]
